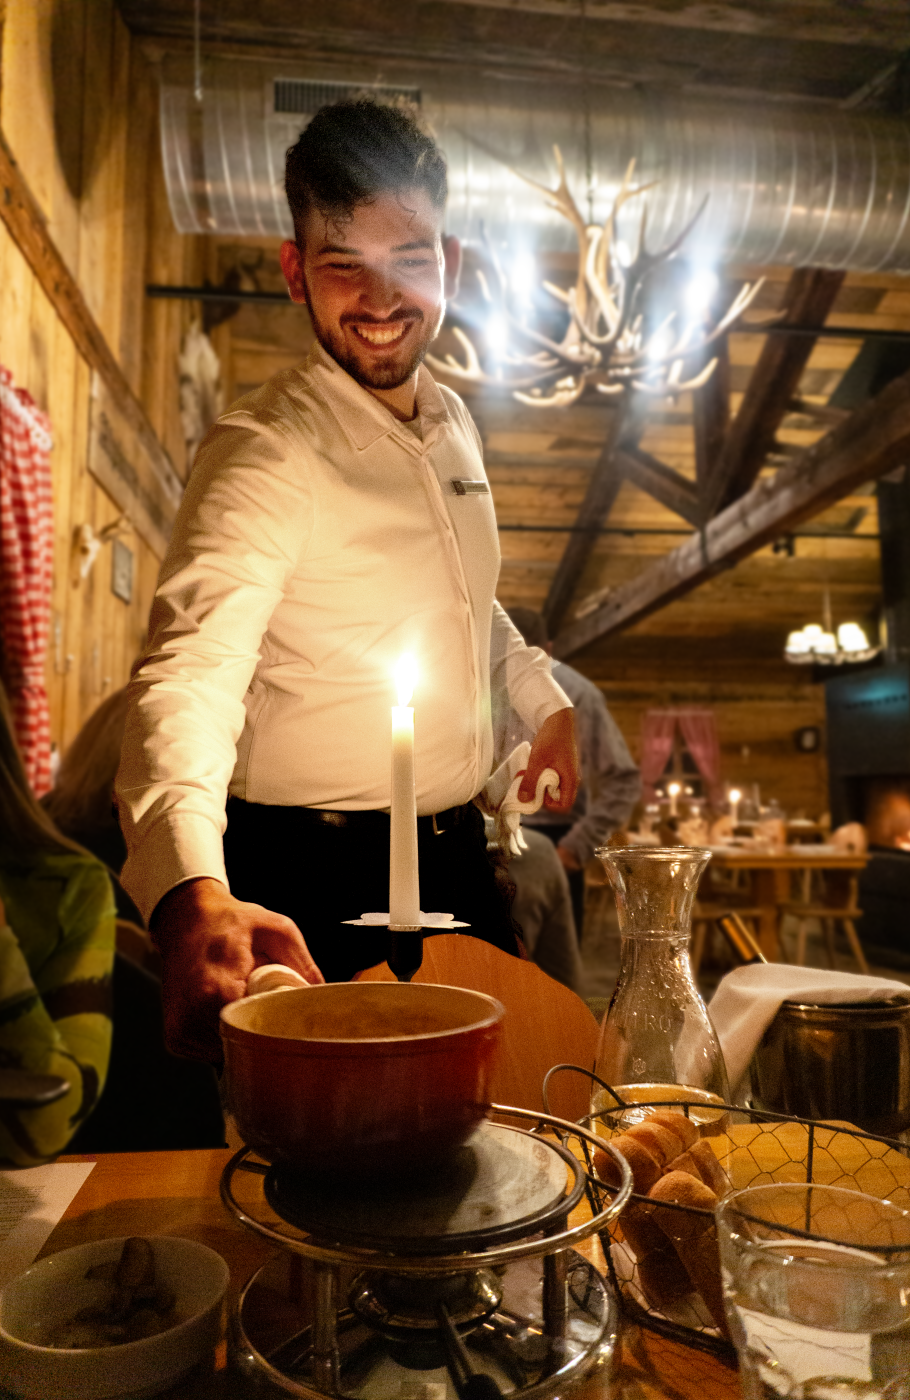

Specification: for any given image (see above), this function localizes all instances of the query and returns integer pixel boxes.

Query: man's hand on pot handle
[150,877,324,1063]
[519,707,579,812]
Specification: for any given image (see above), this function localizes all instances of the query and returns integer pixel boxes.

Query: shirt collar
[307,341,450,452]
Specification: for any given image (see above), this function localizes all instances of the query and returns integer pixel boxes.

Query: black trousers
[223,797,520,983]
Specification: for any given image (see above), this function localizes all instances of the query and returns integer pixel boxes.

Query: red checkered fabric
[0,367,54,796]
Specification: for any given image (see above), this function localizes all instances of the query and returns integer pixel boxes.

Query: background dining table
[704,844,868,960]
[40,1146,742,1400]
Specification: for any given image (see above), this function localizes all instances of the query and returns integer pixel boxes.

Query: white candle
[729,788,742,825]
[389,654,420,929]
[667,782,681,817]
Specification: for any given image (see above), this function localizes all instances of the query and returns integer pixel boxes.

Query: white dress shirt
[117,344,570,923]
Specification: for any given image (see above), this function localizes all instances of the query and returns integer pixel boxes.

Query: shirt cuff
[529,676,573,733]
[120,813,229,927]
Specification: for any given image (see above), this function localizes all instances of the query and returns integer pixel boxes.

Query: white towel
[709,963,910,1092]
[477,742,561,856]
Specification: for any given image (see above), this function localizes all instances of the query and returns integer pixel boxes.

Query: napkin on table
[477,742,560,856]
[709,963,910,1092]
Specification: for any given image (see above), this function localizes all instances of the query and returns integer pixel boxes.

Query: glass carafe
[592,846,730,1129]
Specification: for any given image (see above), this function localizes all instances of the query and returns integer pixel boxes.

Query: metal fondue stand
[221,1111,632,1399]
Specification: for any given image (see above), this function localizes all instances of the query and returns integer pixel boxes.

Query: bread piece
[648,1171,728,1335]
[662,1148,705,1183]
[636,1240,692,1312]
[688,1138,730,1196]
[593,1134,662,1195]
[645,1110,700,1152]
[619,1201,690,1309]
[625,1120,682,1167]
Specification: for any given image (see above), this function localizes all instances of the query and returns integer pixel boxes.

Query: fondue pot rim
[780,995,910,1014]
[220,980,505,1045]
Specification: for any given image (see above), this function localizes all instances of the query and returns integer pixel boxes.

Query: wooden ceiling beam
[541,408,628,634]
[553,363,910,659]
[704,268,846,516]
[692,334,730,508]
[616,448,702,527]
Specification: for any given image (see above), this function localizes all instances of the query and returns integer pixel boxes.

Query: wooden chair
[778,824,870,974]
[357,935,600,1124]
[779,873,870,974]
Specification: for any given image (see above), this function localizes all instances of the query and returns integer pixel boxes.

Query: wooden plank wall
[0,0,199,755]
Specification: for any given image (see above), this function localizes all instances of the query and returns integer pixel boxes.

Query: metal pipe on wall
[159,54,910,272]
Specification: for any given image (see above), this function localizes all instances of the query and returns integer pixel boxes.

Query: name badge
[451,479,490,496]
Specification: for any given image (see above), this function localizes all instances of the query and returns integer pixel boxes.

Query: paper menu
[0,1162,94,1290]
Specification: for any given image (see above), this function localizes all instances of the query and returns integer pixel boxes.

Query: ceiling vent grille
[273,80,421,117]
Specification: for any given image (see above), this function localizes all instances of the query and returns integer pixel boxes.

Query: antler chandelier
[427,150,762,408]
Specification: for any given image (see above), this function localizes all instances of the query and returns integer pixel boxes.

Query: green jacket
[0,849,115,1164]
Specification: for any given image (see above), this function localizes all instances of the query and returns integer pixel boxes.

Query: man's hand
[150,878,324,1063]
[518,706,579,812]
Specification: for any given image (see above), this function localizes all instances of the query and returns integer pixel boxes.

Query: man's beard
[308,302,441,391]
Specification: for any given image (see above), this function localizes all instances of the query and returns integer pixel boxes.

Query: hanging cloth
[0,368,54,795]
[640,707,724,805]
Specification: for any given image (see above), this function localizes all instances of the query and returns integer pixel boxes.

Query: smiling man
[116,100,578,1062]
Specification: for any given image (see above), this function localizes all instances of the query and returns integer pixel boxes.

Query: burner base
[232,1251,617,1399]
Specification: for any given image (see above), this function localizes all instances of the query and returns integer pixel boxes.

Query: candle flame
[394,653,417,708]
[729,788,742,803]
[667,782,681,797]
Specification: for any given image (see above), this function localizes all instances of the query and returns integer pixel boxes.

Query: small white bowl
[0,1235,229,1399]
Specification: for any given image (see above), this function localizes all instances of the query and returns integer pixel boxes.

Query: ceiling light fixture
[784,591,880,666]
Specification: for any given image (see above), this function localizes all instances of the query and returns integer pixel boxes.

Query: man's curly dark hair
[285,98,448,240]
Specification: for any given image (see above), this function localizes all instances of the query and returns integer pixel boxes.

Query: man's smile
[347,318,418,348]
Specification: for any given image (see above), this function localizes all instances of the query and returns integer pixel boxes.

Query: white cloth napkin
[709,964,910,1091]
[476,742,561,855]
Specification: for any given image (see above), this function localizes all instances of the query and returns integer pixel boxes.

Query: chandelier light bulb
[837,622,869,653]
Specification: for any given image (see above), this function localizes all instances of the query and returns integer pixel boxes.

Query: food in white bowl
[0,1235,228,1399]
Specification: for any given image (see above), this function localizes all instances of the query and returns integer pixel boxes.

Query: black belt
[227,796,476,836]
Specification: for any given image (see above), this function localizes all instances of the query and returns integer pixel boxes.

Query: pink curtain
[640,710,677,801]
[640,707,724,804]
[0,368,54,795]
[677,708,724,805]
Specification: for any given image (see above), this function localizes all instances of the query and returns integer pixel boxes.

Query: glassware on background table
[716,1182,910,1400]
[591,846,730,1129]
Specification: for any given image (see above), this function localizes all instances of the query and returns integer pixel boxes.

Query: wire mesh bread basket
[543,1066,910,1362]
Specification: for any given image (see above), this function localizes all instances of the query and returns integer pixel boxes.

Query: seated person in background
[507,828,586,995]
[41,688,225,1153]
[495,607,640,941]
[0,682,114,1163]
[43,685,142,926]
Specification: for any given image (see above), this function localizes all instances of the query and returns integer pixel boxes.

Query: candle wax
[390,705,420,928]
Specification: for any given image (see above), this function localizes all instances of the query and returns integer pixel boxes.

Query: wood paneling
[0,0,199,754]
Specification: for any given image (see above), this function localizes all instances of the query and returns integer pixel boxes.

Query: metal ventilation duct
[160,54,910,272]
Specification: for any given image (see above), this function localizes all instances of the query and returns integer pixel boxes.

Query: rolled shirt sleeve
[489,602,572,733]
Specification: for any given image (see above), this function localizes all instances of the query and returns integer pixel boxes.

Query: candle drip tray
[222,1114,623,1399]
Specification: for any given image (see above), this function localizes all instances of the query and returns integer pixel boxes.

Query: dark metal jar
[750,996,910,1137]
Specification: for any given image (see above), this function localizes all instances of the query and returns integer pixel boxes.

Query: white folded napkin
[476,742,560,856]
[709,964,910,1092]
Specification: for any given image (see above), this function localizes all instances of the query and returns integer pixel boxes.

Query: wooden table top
[47,1147,741,1398]
[706,844,867,869]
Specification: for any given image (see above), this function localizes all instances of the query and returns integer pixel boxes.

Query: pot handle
[245,964,311,997]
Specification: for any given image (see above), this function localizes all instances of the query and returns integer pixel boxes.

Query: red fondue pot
[220,981,504,1175]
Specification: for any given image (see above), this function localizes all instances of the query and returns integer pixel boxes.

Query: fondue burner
[222,1107,631,1399]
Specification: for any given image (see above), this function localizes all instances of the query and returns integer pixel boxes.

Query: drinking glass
[716,1182,910,1399]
